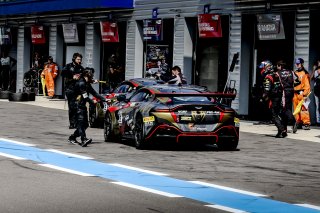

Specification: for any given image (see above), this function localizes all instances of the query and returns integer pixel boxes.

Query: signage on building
[143,19,163,41]
[256,14,285,40]
[0,26,12,45]
[62,23,79,43]
[198,14,222,38]
[31,25,46,44]
[100,21,119,42]
[145,44,170,77]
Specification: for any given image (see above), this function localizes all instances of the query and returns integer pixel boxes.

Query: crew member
[0,51,16,91]
[61,53,84,129]
[41,56,58,98]
[293,58,311,130]
[68,68,106,147]
[259,60,287,138]
[161,66,187,85]
[276,60,300,133]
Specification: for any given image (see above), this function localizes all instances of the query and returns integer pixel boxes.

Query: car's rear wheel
[104,113,115,142]
[134,117,146,149]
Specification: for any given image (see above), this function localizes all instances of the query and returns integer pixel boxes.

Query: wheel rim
[24,76,32,87]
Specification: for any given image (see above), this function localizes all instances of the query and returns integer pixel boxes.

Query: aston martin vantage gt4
[104,85,239,150]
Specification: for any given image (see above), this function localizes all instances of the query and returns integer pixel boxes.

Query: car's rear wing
[154,92,236,100]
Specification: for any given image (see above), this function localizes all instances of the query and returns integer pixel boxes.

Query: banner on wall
[62,23,79,43]
[143,18,163,41]
[197,14,222,38]
[31,25,46,44]
[145,44,170,77]
[256,14,285,40]
[100,21,119,42]
[0,26,12,45]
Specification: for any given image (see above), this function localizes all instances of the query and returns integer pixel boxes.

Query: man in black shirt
[68,68,106,147]
[61,53,84,129]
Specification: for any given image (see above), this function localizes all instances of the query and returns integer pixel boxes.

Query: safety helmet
[259,60,273,77]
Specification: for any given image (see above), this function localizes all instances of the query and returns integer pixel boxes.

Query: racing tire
[0,90,12,99]
[134,116,147,150]
[89,103,99,128]
[8,92,29,102]
[104,112,116,142]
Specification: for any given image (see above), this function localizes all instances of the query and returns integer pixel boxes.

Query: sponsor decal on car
[180,116,192,121]
[234,117,240,127]
[143,116,155,122]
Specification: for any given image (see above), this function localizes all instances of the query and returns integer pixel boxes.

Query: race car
[103,85,239,150]
[88,78,165,128]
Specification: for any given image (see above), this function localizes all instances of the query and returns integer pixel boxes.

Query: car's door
[119,90,151,135]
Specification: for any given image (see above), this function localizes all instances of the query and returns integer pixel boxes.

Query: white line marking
[190,181,267,197]
[109,163,168,176]
[111,182,183,198]
[0,152,26,160]
[206,205,248,213]
[38,164,95,177]
[46,149,93,160]
[295,204,320,210]
[0,138,36,146]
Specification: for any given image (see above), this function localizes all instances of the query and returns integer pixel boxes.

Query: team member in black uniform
[276,60,300,133]
[259,60,287,138]
[68,68,106,147]
[61,53,84,129]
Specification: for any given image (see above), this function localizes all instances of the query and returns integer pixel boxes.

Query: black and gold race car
[104,85,239,150]
[89,78,165,128]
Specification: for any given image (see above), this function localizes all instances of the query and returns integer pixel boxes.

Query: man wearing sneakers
[68,68,106,147]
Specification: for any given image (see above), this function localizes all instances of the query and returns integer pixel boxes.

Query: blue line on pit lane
[0,139,318,213]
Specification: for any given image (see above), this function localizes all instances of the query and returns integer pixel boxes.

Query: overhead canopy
[0,0,134,16]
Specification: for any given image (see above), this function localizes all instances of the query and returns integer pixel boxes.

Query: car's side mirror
[117,94,127,102]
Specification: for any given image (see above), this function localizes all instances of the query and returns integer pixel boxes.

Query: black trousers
[270,96,285,132]
[282,90,295,128]
[66,90,77,127]
[73,107,89,141]
[0,69,10,90]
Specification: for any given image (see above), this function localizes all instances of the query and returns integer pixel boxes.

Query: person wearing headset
[61,53,84,129]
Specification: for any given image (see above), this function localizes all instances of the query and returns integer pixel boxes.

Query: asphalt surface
[0,97,320,213]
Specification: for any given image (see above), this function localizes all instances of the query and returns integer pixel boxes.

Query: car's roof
[127,78,165,87]
[145,85,205,94]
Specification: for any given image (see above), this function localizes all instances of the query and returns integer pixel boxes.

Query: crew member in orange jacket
[293,58,311,130]
[41,56,58,98]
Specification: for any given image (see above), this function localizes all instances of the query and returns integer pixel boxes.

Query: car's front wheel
[134,117,146,149]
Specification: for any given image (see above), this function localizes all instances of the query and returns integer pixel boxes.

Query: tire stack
[0,90,36,102]
[0,90,12,99]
